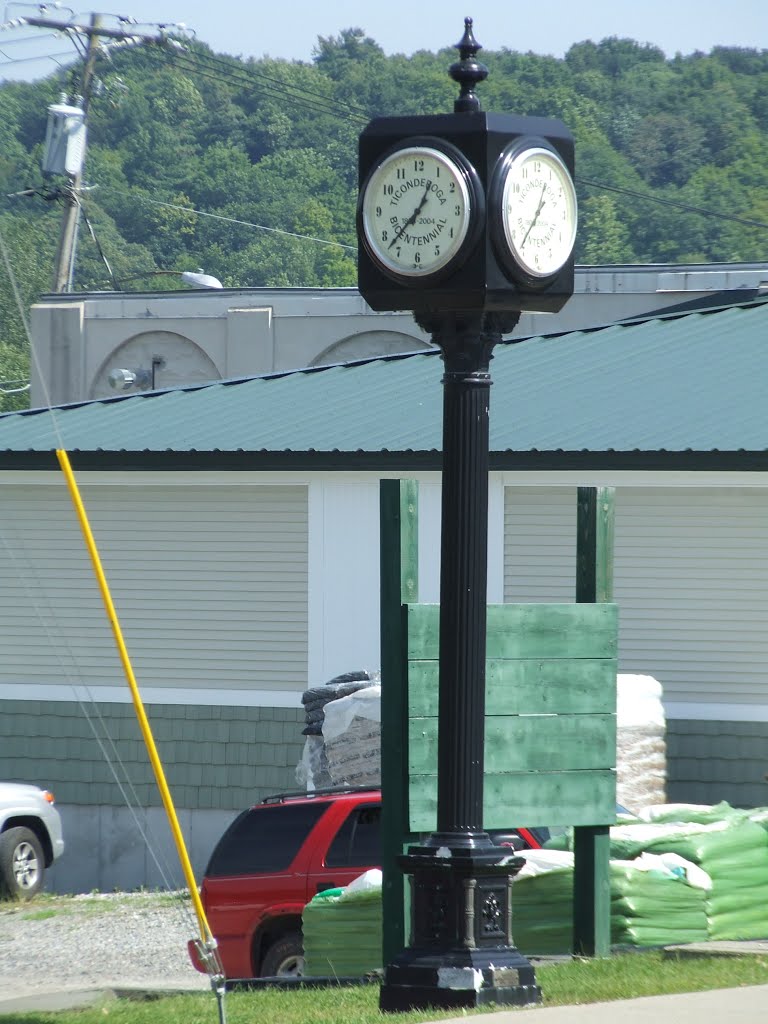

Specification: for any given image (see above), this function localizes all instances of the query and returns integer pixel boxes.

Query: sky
[2,0,768,82]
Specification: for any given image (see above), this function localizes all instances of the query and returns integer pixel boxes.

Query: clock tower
[359,20,579,1014]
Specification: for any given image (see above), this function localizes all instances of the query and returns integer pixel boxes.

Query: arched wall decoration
[90,331,221,399]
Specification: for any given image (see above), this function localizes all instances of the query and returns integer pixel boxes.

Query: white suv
[0,783,65,898]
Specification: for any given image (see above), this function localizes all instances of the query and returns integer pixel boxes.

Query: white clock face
[500,146,577,278]
[361,145,473,278]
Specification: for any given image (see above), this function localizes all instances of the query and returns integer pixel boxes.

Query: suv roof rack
[261,784,380,804]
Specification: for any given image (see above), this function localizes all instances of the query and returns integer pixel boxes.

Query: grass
[4,951,768,1024]
[0,889,190,921]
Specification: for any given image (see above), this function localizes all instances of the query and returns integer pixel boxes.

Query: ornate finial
[449,17,488,113]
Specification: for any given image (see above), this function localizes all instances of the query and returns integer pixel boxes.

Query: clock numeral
[434,165,440,177]
[396,168,406,180]
[434,245,440,256]
[454,204,461,216]
[383,184,394,195]
[414,159,424,171]
[382,230,388,241]
[533,160,542,172]
[376,206,382,217]
[414,252,421,264]
[396,246,402,257]
[449,181,455,193]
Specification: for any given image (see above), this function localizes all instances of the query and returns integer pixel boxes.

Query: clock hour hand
[388,181,431,249]
[520,184,547,249]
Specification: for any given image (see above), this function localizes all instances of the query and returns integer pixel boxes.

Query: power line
[578,177,768,231]
[0,48,75,68]
[177,46,371,120]
[91,185,358,252]
[156,46,369,125]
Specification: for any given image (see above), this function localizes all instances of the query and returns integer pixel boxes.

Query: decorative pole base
[379,839,541,1012]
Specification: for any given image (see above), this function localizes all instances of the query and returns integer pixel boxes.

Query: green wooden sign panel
[407,603,618,661]
[408,713,617,774]
[405,600,617,835]
[408,658,616,717]
[409,770,617,831]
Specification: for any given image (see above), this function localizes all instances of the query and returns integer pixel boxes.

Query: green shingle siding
[666,719,768,808]
[0,699,304,809]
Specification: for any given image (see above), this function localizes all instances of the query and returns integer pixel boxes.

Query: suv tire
[261,931,304,977]
[0,826,45,898]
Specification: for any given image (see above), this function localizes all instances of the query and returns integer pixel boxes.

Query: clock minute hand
[388,181,431,249]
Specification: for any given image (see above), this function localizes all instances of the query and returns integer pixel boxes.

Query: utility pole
[15,12,187,291]
[51,13,101,292]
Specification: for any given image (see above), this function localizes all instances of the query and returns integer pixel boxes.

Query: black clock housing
[357,112,575,314]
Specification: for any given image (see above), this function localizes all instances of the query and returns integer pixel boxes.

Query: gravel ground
[0,891,210,995]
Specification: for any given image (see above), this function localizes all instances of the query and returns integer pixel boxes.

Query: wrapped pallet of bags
[302,869,383,977]
[616,674,666,813]
[322,685,382,788]
[295,671,377,789]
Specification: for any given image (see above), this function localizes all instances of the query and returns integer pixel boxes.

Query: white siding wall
[615,488,768,712]
[504,485,768,717]
[0,480,308,696]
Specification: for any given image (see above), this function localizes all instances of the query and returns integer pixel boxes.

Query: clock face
[498,145,577,279]
[360,144,474,279]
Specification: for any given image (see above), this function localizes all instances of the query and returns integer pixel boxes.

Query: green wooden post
[573,486,615,957]
[380,479,418,964]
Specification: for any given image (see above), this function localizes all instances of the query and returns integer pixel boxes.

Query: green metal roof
[2,297,768,470]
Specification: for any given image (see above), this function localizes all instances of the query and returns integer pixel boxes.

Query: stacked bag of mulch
[302,870,383,977]
[543,803,768,944]
[609,854,709,947]
[295,671,379,789]
[510,849,708,955]
[619,803,768,941]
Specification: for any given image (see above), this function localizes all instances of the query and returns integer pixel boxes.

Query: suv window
[206,802,329,877]
[325,804,381,868]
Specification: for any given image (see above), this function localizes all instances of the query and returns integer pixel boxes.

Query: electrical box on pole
[42,98,87,177]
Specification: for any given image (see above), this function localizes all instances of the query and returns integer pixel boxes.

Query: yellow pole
[56,449,214,945]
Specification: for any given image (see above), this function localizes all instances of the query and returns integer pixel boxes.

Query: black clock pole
[377,22,540,1012]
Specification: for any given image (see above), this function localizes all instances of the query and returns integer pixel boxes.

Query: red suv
[190,786,546,980]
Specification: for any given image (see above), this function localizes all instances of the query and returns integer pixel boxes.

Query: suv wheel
[0,827,45,898]
[261,932,304,977]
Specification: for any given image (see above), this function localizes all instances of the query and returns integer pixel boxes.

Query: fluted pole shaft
[415,311,517,839]
[437,363,491,832]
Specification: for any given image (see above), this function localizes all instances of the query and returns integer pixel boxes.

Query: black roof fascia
[1,449,768,473]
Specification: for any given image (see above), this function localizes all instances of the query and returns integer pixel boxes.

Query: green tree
[0,343,30,413]
[577,194,634,264]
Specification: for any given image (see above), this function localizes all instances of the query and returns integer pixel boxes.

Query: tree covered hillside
[2,30,768,409]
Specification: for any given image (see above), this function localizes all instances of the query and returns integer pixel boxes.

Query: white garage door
[0,481,308,694]
[504,486,768,710]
